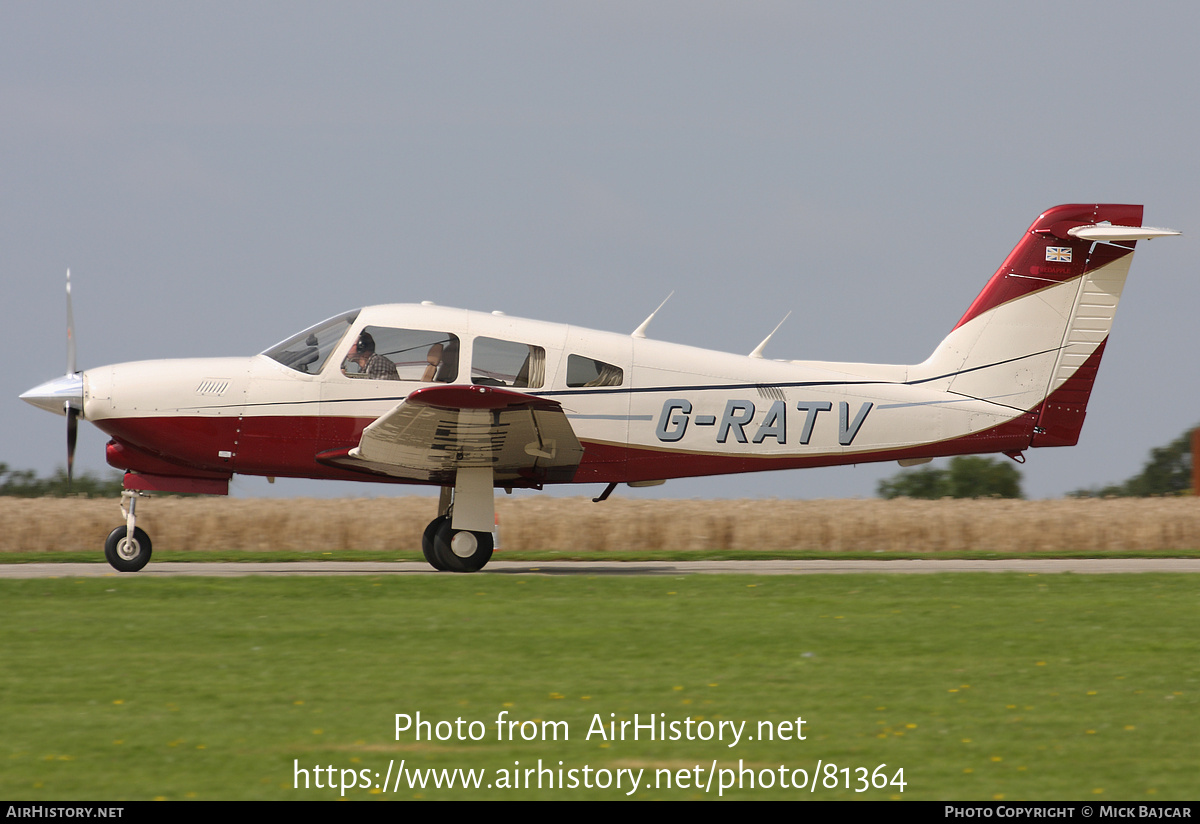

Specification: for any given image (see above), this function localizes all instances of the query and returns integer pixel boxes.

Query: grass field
[5,496,1200,556]
[2,572,1197,800]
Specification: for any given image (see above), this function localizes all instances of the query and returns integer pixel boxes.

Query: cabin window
[341,327,459,382]
[472,337,545,388]
[566,354,623,387]
[263,311,360,374]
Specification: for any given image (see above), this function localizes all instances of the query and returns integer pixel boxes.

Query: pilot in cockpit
[342,331,399,380]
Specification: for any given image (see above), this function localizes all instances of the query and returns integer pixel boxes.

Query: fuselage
[79,301,1040,489]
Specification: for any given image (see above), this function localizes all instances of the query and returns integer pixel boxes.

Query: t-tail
[912,204,1178,449]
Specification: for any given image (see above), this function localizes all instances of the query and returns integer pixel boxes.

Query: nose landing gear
[104,490,152,572]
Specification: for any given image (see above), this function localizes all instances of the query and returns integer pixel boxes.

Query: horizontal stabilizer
[1067,225,1180,242]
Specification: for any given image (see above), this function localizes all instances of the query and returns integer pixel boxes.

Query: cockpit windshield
[262,311,360,374]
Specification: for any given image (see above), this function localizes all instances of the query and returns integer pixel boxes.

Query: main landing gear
[104,490,152,572]
[421,478,495,572]
[421,514,494,572]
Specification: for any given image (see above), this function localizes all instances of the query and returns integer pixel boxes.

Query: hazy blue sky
[4,2,1196,502]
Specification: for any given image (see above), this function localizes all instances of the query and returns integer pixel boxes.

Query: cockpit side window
[566,354,623,387]
[263,311,360,374]
[341,327,459,382]
[472,337,545,388]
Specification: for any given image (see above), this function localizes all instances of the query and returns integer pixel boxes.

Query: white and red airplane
[21,204,1178,573]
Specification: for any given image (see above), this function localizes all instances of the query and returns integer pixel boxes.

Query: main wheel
[422,516,449,571]
[431,518,494,573]
[104,526,153,572]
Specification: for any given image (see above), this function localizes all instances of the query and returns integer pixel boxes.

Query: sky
[3,1,1197,503]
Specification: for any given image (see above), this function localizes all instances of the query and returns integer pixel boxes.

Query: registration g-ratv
[20,204,1179,572]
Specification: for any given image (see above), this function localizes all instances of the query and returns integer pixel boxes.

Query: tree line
[878,427,1195,500]
[0,463,125,498]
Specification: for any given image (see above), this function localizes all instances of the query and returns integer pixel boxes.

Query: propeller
[67,406,78,487]
[65,270,79,488]
[18,270,86,488]
[67,269,76,375]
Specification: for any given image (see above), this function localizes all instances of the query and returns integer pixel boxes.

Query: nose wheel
[104,525,152,572]
[104,490,153,572]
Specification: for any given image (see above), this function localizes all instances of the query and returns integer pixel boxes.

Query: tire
[104,526,152,572]
[431,519,494,573]
[422,516,450,571]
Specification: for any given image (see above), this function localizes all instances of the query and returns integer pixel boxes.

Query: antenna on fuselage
[749,311,792,359]
[631,291,675,339]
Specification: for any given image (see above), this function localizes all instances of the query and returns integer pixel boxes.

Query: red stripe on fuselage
[573,411,1037,483]
[96,414,364,481]
[95,405,1039,487]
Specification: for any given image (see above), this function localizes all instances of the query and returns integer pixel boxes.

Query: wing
[316,384,584,486]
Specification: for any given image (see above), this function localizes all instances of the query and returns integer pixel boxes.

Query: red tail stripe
[952,204,1142,331]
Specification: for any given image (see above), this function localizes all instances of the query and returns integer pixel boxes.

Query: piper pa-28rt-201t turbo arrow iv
[21,204,1179,572]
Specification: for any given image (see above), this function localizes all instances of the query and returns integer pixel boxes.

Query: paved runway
[3,558,1199,578]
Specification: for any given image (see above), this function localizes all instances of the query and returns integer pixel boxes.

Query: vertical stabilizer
[913,204,1175,448]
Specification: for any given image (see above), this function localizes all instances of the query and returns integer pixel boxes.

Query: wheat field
[3,496,1199,554]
